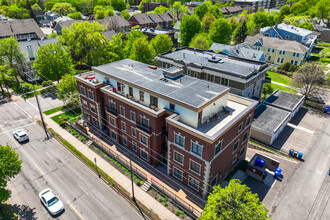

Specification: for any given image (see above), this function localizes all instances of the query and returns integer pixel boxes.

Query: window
[92,117,98,127]
[169,103,175,111]
[232,155,237,164]
[187,69,191,75]
[132,142,137,152]
[129,87,133,97]
[150,95,158,107]
[215,140,222,156]
[82,100,88,109]
[279,50,286,55]
[238,122,243,132]
[109,116,115,126]
[80,86,86,96]
[139,91,144,101]
[246,115,251,126]
[191,142,202,157]
[210,176,217,187]
[174,151,184,165]
[174,133,184,147]
[90,104,96,113]
[291,60,298,65]
[233,140,239,153]
[256,46,260,51]
[141,116,149,129]
[122,136,127,146]
[117,82,124,92]
[173,167,183,181]
[188,176,199,191]
[221,78,229,86]
[243,132,249,142]
[121,121,126,132]
[140,134,148,146]
[120,106,125,117]
[272,49,275,53]
[207,74,214,82]
[130,111,136,122]
[285,35,289,39]
[267,48,271,52]
[268,55,271,61]
[88,90,93,100]
[240,146,246,158]
[141,149,148,161]
[109,99,116,111]
[190,160,201,175]
[131,127,136,137]
[111,130,117,140]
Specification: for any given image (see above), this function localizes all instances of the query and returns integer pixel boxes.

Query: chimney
[10,24,13,32]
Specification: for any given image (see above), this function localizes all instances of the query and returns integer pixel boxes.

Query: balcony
[136,122,151,134]
[106,107,117,116]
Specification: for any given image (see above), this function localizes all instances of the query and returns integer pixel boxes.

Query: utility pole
[130,153,135,201]
[31,70,49,140]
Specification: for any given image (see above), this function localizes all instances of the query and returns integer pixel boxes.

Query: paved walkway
[43,114,184,220]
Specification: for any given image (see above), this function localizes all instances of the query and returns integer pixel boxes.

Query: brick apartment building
[75,59,258,196]
[156,48,269,99]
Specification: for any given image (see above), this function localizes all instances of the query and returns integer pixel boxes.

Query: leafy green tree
[33,43,73,82]
[0,37,24,84]
[233,20,248,44]
[180,15,202,46]
[170,1,188,21]
[194,2,209,20]
[129,38,155,63]
[57,74,79,106]
[106,8,115,17]
[154,5,168,14]
[52,3,76,16]
[121,10,130,20]
[200,179,269,220]
[252,9,271,28]
[262,82,273,99]
[208,18,232,44]
[208,5,222,19]
[189,33,212,50]
[0,65,10,95]
[31,3,42,10]
[150,34,173,55]
[95,9,105,19]
[315,0,330,26]
[67,12,83,20]
[109,33,127,61]
[124,29,148,57]
[78,0,97,15]
[0,145,22,203]
[202,13,216,33]
[279,5,290,16]
[61,22,113,69]
[1,5,30,19]
[298,21,314,30]
[229,17,239,33]
[111,0,126,11]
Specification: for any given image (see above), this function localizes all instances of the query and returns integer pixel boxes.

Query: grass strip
[44,106,63,115]
[267,71,292,85]
[47,128,160,220]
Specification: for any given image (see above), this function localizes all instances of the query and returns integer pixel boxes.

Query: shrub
[42,80,53,87]
[164,202,168,207]
[154,195,157,199]
[163,197,168,202]
[136,180,141,186]
[140,181,144,185]
[59,118,68,127]
[181,215,184,218]
[158,198,163,202]
[175,210,180,216]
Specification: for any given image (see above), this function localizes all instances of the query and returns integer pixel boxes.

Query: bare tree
[106,17,120,32]
[292,62,325,98]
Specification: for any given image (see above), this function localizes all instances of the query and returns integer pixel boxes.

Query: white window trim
[240,145,246,158]
[188,176,200,191]
[122,136,127,146]
[132,141,137,152]
[190,140,203,158]
[233,139,240,154]
[80,85,86,96]
[210,176,217,187]
[111,130,117,140]
[87,89,94,100]
[173,150,184,166]
[174,131,185,148]
[90,103,96,113]
[214,139,223,157]
[246,114,252,127]
[189,159,201,175]
[131,127,137,138]
[238,122,243,132]
[130,111,136,122]
[82,100,88,109]
[140,133,148,147]
[173,166,183,181]
[109,116,115,126]
[120,105,125,117]
[140,115,149,128]
[232,154,237,164]
[140,149,148,161]
[242,131,249,143]
[121,121,126,132]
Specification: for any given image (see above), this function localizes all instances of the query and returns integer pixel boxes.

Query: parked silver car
[13,129,29,142]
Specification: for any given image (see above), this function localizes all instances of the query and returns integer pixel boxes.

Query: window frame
[238,122,243,132]
[173,150,184,165]
[80,86,86,96]
[87,89,94,100]
[189,159,201,175]
[210,176,217,187]
[173,166,183,181]
[214,139,223,156]
[140,133,148,146]
[140,149,148,161]
[121,121,126,132]
[188,176,199,191]
[174,132,185,147]
[132,141,137,152]
[120,106,125,117]
[130,111,136,122]
[90,103,96,113]
[139,91,144,102]
[111,130,117,140]
[240,146,246,158]
[191,141,203,157]
[243,131,249,143]
[150,95,158,107]
[232,154,237,164]
[122,136,127,146]
[131,127,136,137]
[109,116,115,126]
[82,100,88,109]
[233,140,239,153]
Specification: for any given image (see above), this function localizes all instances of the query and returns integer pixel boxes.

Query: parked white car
[13,129,29,142]
[39,188,64,215]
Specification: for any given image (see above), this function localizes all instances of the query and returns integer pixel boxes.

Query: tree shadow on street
[11,204,37,220]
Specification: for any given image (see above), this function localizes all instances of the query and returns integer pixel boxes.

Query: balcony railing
[136,122,151,133]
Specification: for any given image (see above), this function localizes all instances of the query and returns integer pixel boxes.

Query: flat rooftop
[252,104,290,135]
[92,59,230,109]
[264,90,304,111]
[157,48,264,79]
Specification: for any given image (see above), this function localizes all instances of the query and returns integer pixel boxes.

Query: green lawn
[267,71,292,85]
[51,108,82,124]
[271,84,297,94]
[44,106,63,115]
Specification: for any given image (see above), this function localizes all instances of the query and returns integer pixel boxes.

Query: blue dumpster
[255,158,261,166]
[298,152,303,160]
[259,159,265,168]
[275,168,282,174]
[289,149,294,156]
[274,171,280,179]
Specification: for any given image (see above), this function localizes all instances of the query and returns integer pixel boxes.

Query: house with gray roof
[128,14,153,28]
[210,42,266,63]
[0,19,45,41]
[245,34,309,66]
[156,47,269,99]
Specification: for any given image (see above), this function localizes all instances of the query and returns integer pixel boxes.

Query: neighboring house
[54,16,73,23]
[245,34,309,66]
[260,23,318,55]
[148,14,164,29]
[103,30,117,41]
[156,47,268,99]
[143,2,167,12]
[45,11,59,21]
[234,0,286,11]
[75,59,258,197]
[54,16,130,35]
[0,19,45,41]
[32,10,44,23]
[210,42,267,63]
[140,28,175,41]
[319,29,330,43]
[251,89,305,145]
[128,14,153,28]
[158,13,173,28]
[220,6,243,15]
[173,21,181,40]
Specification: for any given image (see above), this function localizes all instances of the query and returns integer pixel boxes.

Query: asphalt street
[271,115,330,220]
[2,98,144,220]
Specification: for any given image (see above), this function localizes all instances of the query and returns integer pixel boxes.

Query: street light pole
[130,153,135,201]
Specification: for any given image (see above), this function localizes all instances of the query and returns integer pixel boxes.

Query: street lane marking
[67,200,84,220]
[78,185,88,194]
[9,136,19,147]
[33,162,45,176]
[0,122,36,135]
[26,100,39,111]
[45,152,53,160]
[13,102,32,118]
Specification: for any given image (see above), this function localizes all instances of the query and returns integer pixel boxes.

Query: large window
[139,91,144,101]
[150,95,158,107]
[141,149,148,161]
[174,133,184,147]
[88,89,94,100]
[130,111,136,122]
[82,100,88,109]
[215,140,222,156]
[174,151,184,165]
[129,87,133,96]
[190,160,201,175]
[173,167,183,181]
[90,104,96,113]
[109,116,115,126]
[109,99,116,111]
[132,142,137,152]
[120,106,125,117]
[131,127,136,137]
[233,140,239,153]
[188,176,199,191]
[121,121,126,132]
[291,60,298,65]
[221,78,228,86]
[111,130,117,140]
[141,116,149,129]
[191,142,202,157]
[80,86,86,96]
[140,134,148,146]
[122,136,127,146]
[243,132,249,142]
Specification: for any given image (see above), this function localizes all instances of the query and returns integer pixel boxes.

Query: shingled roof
[0,19,45,39]
[58,16,129,30]
[131,14,153,25]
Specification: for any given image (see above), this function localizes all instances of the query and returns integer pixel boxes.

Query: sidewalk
[43,114,182,220]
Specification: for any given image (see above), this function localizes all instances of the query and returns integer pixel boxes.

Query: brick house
[75,59,258,196]
[128,14,153,28]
